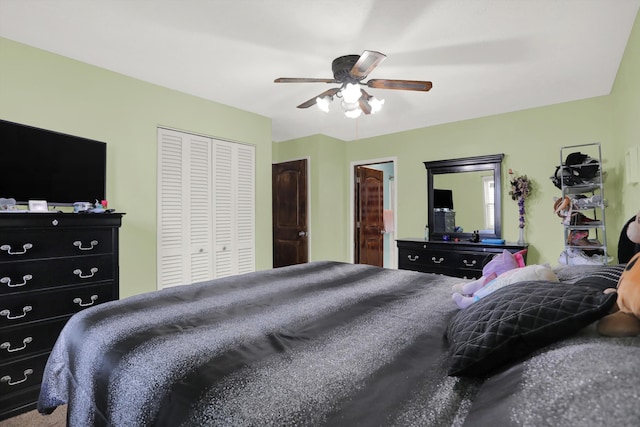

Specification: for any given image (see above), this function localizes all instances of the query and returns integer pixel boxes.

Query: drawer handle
[0,243,33,255]
[0,306,33,320]
[1,274,33,288]
[73,295,98,307]
[73,240,99,251]
[73,267,98,279]
[462,259,477,267]
[1,369,34,386]
[1,337,33,353]
[407,255,420,262]
[431,257,445,264]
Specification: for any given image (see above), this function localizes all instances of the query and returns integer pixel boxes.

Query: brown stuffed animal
[598,212,640,337]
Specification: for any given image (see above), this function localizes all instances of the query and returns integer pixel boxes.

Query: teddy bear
[597,211,640,336]
[452,249,528,309]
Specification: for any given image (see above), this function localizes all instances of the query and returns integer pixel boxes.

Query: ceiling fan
[274,50,433,118]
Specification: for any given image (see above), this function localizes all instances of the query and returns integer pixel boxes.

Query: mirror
[424,154,504,241]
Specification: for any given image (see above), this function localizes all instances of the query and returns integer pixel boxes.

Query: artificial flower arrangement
[508,169,532,229]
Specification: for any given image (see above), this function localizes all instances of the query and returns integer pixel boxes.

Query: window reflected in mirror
[482,176,494,230]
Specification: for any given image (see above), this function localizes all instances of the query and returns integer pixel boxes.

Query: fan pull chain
[355,116,359,142]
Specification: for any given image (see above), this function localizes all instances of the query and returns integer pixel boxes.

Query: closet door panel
[189,135,212,283]
[235,143,255,274]
[213,140,234,278]
[157,129,188,289]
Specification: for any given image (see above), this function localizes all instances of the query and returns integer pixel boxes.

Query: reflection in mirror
[433,171,494,233]
[425,154,504,241]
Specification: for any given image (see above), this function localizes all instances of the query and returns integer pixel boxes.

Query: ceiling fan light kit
[275,50,432,119]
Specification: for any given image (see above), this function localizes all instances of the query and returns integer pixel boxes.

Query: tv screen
[434,189,454,210]
[0,119,106,206]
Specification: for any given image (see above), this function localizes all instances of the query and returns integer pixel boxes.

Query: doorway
[351,159,397,268]
[272,159,309,267]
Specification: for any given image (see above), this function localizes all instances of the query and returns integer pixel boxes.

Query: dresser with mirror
[397,154,527,278]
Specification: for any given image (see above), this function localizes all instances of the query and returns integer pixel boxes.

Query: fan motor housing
[332,55,360,82]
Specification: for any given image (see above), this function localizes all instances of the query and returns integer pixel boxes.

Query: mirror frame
[424,154,504,241]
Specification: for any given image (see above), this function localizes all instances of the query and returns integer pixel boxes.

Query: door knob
[298,231,308,237]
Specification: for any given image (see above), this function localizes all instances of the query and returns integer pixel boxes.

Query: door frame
[350,157,398,268]
[272,156,311,263]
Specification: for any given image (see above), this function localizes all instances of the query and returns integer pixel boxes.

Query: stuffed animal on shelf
[451,249,527,309]
[598,212,640,336]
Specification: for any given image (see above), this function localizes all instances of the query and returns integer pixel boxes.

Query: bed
[37,260,640,426]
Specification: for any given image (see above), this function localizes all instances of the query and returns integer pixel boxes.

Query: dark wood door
[272,159,309,268]
[355,166,384,266]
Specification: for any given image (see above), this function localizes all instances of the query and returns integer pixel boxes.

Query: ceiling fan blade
[349,50,386,79]
[296,87,341,109]
[359,98,372,115]
[360,89,374,107]
[367,79,433,91]
[275,77,337,83]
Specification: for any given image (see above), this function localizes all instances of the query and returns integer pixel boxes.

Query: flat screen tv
[434,188,454,210]
[0,119,106,206]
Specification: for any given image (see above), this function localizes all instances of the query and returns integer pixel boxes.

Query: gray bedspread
[37,261,640,426]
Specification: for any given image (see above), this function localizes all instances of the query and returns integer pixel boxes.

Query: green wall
[611,6,640,220]
[273,134,348,262]
[0,37,273,298]
[275,10,640,267]
[276,98,622,266]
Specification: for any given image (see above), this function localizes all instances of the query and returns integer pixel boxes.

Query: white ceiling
[1,0,639,142]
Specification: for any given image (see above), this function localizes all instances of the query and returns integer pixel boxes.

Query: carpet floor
[0,406,66,427]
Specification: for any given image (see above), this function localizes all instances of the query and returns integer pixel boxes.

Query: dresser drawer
[0,283,114,327]
[0,384,39,421]
[0,353,49,398]
[398,247,458,268]
[0,255,115,296]
[399,248,491,278]
[446,251,498,278]
[448,251,491,270]
[397,239,528,279]
[398,247,430,270]
[0,228,113,261]
[0,317,70,363]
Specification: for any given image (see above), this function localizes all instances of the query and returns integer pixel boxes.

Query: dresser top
[397,237,527,251]
[0,212,125,228]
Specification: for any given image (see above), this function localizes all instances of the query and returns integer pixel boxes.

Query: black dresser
[0,212,123,420]
[397,238,527,279]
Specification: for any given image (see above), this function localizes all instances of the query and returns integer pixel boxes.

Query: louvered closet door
[157,129,212,288]
[234,143,255,274]
[158,128,255,289]
[188,135,213,282]
[212,140,255,278]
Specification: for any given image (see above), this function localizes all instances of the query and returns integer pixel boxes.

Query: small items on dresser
[0,198,17,211]
[73,200,113,214]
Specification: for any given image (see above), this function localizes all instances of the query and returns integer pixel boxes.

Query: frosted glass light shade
[341,83,362,104]
[316,96,331,112]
